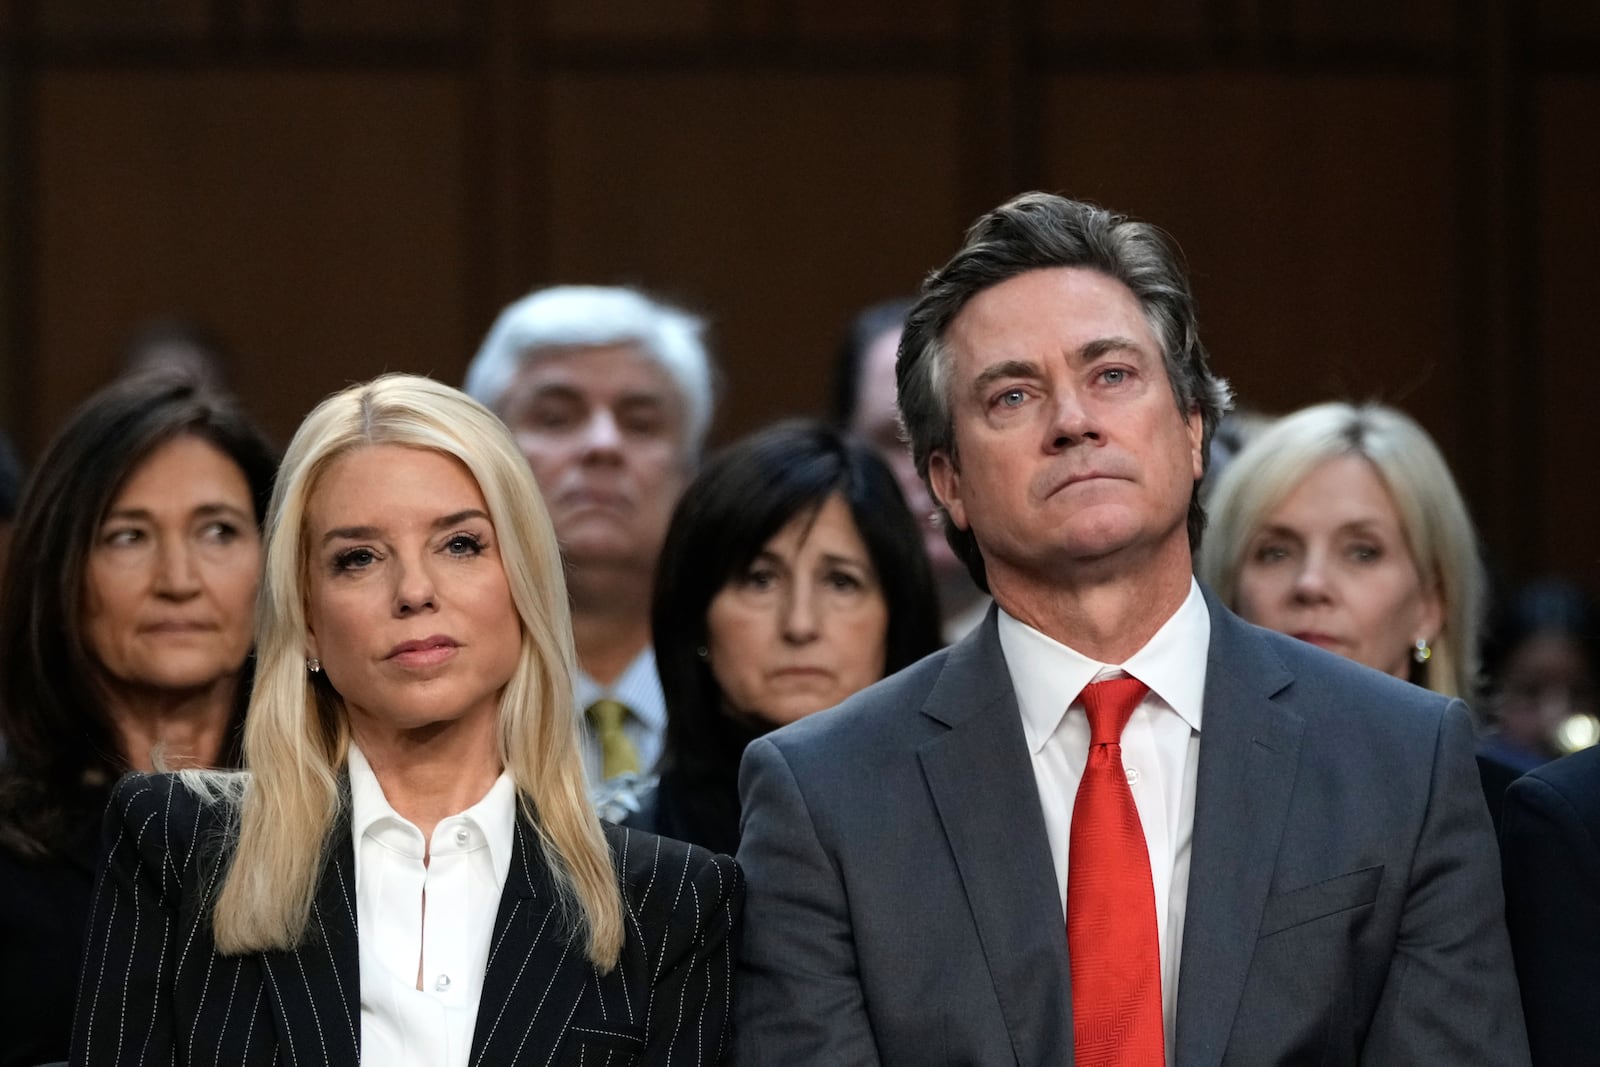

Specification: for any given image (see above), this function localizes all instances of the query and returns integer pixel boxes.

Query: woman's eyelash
[446,533,486,554]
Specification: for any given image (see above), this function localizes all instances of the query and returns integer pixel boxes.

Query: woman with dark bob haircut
[0,372,276,1067]
[608,419,942,854]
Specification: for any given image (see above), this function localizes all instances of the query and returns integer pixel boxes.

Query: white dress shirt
[348,745,516,1067]
[998,578,1210,1065]
[576,647,667,783]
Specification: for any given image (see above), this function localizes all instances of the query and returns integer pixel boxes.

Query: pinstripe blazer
[69,772,742,1066]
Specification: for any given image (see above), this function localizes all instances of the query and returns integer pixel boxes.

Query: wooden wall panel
[791,0,961,41]
[0,67,19,439]
[1039,74,1461,454]
[33,70,470,449]
[1535,0,1600,44]
[1281,0,1456,49]
[294,2,470,41]
[539,0,716,41]
[538,71,965,440]
[29,0,210,41]
[1042,0,1208,44]
[1535,79,1600,582]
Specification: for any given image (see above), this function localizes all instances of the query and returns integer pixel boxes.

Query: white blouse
[348,745,516,1067]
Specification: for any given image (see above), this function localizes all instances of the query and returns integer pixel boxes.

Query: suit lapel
[468,810,594,1066]
[1173,595,1302,1067]
[260,817,362,1065]
[918,612,1076,1066]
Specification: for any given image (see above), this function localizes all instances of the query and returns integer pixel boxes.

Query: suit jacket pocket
[562,1020,646,1065]
[1257,865,1383,938]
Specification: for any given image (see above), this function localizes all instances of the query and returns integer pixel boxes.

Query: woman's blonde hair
[203,374,622,966]
[1197,401,1485,702]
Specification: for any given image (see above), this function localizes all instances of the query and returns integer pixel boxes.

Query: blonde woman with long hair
[1198,401,1484,702]
[70,374,742,1066]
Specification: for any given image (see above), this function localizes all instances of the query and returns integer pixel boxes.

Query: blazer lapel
[260,819,363,1065]
[1173,595,1302,1067]
[918,612,1076,1066]
[468,810,594,1066]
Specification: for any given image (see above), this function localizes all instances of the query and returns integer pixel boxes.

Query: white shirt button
[435,973,452,992]
[1125,766,1142,785]
[454,827,470,845]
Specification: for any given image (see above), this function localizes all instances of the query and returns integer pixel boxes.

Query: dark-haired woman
[0,373,275,1067]
[606,420,942,854]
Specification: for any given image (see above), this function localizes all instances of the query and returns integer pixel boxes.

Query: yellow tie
[586,699,641,779]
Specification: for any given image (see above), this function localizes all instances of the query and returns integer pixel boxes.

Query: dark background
[1,0,1595,589]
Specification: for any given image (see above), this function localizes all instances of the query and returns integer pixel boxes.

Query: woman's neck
[351,713,504,843]
[104,676,240,772]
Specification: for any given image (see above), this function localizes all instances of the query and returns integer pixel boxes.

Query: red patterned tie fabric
[1067,676,1165,1066]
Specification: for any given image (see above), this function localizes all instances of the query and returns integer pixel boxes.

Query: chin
[118,669,233,696]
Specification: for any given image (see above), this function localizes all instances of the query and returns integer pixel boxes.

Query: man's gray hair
[465,285,717,456]
[897,192,1234,592]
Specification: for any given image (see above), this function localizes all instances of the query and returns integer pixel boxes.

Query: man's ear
[1187,405,1205,481]
[927,450,969,532]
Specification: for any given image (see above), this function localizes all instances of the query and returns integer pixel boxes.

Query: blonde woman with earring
[71,374,742,1066]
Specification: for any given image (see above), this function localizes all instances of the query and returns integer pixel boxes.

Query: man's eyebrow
[1079,336,1148,362]
[971,359,1044,395]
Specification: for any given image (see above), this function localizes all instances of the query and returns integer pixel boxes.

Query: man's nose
[1047,389,1098,447]
[580,410,624,455]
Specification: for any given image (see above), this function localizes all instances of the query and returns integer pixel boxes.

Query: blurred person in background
[1499,713,1600,1063]
[120,316,232,392]
[1197,406,1274,507]
[0,431,20,764]
[465,286,715,786]
[1198,401,1481,698]
[1196,401,1514,819]
[70,375,740,1065]
[0,430,22,566]
[832,298,989,641]
[602,420,941,852]
[1480,577,1600,769]
[0,373,275,1067]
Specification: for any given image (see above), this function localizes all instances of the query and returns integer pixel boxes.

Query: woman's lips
[387,636,460,667]
[140,620,216,634]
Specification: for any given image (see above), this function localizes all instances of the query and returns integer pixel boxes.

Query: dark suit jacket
[1500,743,1600,1065]
[0,802,102,1067]
[734,594,1527,1065]
[70,772,742,1066]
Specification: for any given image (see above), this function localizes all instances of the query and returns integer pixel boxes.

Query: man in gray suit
[733,193,1527,1065]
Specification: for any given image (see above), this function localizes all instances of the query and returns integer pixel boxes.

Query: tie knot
[1080,676,1149,746]
[587,698,630,731]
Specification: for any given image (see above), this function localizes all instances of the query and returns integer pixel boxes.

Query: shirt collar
[347,743,518,890]
[574,647,666,731]
[1000,577,1211,754]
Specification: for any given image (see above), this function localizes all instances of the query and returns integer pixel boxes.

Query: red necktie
[1067,676,1165,1066]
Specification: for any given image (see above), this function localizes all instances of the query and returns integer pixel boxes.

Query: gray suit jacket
[733,592,1527,1065]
